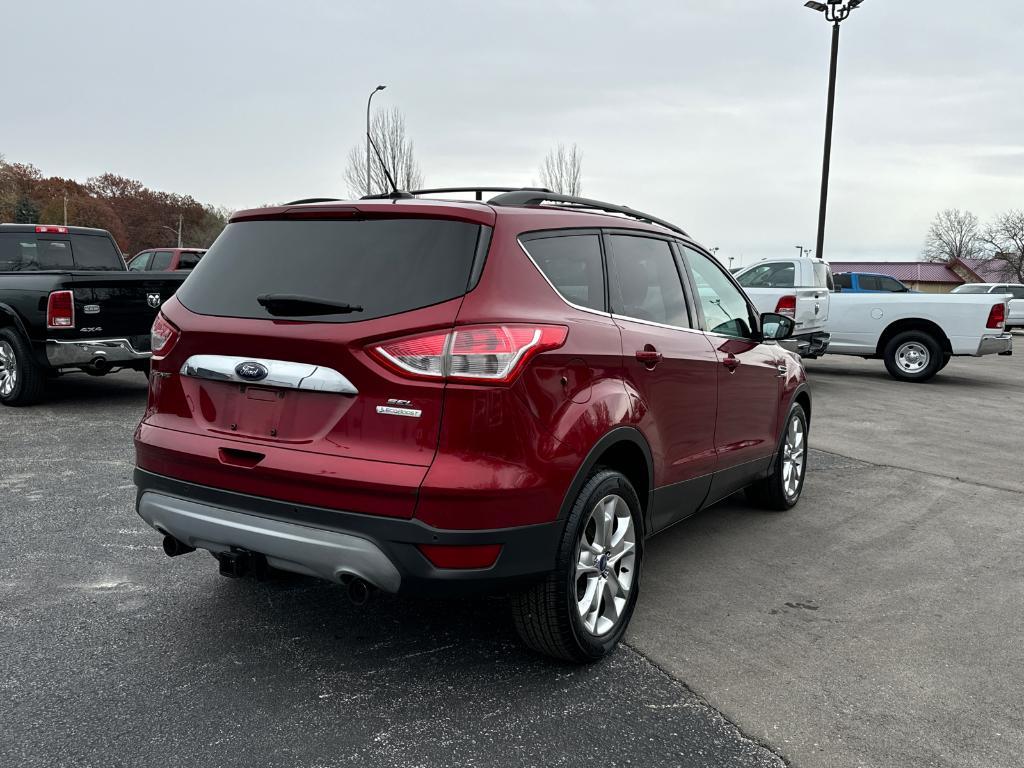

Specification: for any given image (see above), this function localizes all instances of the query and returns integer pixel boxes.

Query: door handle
[635,347,662,368]
[722,354,740,373]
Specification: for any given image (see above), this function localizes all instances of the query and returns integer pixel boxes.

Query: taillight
[775,295,797,319]
[987,303,1006,329]
[46,290,75,328]
[36,225,68,234]
[371,324,568,384]
[151,312,180,357]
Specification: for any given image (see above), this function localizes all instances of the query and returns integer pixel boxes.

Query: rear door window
[879,277,906,292]
[176,218,484,323]
[858,275,881,291]
[69,234,123,270]
[835,273,852,290]
[1009,286,1024,300]
[520,233,605,311]
[176,251,202,270]
[150,251,174,271]
[606,235,690,328]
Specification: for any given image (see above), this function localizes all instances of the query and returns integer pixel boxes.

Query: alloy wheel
[0,340,17,397]
[781,414,806,501]
[574,493,636,636]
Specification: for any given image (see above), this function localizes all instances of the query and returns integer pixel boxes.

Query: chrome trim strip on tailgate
[180,354,358,394]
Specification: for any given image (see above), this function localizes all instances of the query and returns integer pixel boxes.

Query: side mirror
[760,312,795,341]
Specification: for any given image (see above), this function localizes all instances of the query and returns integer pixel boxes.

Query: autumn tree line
[0,153,230,255]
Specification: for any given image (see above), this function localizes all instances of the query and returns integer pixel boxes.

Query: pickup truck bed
[0,224,187,405]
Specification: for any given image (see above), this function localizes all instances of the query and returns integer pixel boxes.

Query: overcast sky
[3,1,1022,266]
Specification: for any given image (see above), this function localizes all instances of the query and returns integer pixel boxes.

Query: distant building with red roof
[829,258,1016,293]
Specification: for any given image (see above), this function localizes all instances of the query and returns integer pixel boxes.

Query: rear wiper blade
[256,293,364,316]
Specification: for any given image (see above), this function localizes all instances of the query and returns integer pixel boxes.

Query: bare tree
[981,210,1024,283]
[539,143,583,196]
[922,208,984,263]
[343,107,424,197]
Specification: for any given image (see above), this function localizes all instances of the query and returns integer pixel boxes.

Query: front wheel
[883,331,943,382]
[511,470,643,663]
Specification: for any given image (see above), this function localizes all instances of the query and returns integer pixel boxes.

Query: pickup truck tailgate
[66,272,187,340]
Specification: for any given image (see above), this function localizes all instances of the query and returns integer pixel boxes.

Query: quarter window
[522,234,605,312]
[683,246,756,338]
[606,235,689,327]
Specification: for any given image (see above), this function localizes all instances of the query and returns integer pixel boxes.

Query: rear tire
[746,403,809,511]
[511,470,643,663]
[0,328,46,406]
[883,331,943,382]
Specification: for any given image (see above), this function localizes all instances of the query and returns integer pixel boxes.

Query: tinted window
[128,252,151,271]
[523,234,605,311]
[150,251,174,271]
[738,262,795,288]
[683,246,755,338]
[177,251,202,270]
[606,236,689,327]
[0,235,74,270]
[878,276,907,292]
[69,234,123,270]
[858,274,881,291]
[835,273,852,290]
[177,218,482,323]
[951,284,989,294]
[1009,286,1024,300]
[992,285,1008,294]
[813,262,834,290]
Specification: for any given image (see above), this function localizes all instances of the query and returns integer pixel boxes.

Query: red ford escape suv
[134,188,810,662]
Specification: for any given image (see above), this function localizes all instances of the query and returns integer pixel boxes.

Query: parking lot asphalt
[2,341,1022,768]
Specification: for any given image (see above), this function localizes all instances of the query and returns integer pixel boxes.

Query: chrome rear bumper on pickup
[976,334,1013,356]
[46,337,150,368]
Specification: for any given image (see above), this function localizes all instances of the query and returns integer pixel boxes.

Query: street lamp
[366,85,386,195]
[804,0,867,260]
[795,245,805,259]
[159,215,183,248]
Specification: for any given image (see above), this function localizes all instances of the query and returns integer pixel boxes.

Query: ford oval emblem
[235,361,268,381]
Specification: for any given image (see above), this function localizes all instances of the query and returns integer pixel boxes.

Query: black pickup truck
[0,224,187,406]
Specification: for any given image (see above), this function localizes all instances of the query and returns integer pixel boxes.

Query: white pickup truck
[735,258,832,356]
[735,257,1014,382]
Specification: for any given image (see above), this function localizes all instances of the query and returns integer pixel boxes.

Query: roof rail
[487,190,688,237]
[284,197,343,205]
[406,186,551,201]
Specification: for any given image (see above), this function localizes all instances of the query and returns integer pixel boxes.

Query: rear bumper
[783,331,830,357]
[975,334,1013,356]
[46,337,150,368]
[134,469,562,595]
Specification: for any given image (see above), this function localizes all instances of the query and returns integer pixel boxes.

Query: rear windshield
[951,284,990,294]
[176,218,483,322]
[0,232,123,271]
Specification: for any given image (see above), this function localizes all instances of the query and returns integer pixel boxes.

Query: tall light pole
[159,215,183,248]
[804,0,866,260]
[795,245,805,259]
[366,85,386,195]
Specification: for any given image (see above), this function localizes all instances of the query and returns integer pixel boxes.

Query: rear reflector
[775,295,797,319]
[36,225,69,234]
[987,303,1006,329]
[417,544,502,570]
[46,290,75,328]
[150,312,180,356]
[371,324,568,384]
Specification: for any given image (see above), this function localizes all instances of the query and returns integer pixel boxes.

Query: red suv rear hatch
[138,204,494,519]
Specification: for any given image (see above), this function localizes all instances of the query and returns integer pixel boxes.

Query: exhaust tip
[162,534,195,558]
[346,577,371,606]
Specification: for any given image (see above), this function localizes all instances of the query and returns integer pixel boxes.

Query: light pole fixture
[366,84,386,195]
[795,245,805,259]
[804,0,867,260]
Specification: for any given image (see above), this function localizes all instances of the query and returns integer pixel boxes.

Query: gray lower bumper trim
[46,337,151,367]
[138,492,402,593]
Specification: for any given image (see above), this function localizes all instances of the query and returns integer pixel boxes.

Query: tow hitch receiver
[216,548,268,579]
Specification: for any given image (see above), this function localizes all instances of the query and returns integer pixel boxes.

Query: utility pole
[177,214,182,248]
[63,191,68,226]
[366,85,386,195]
[804,0,867,260]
